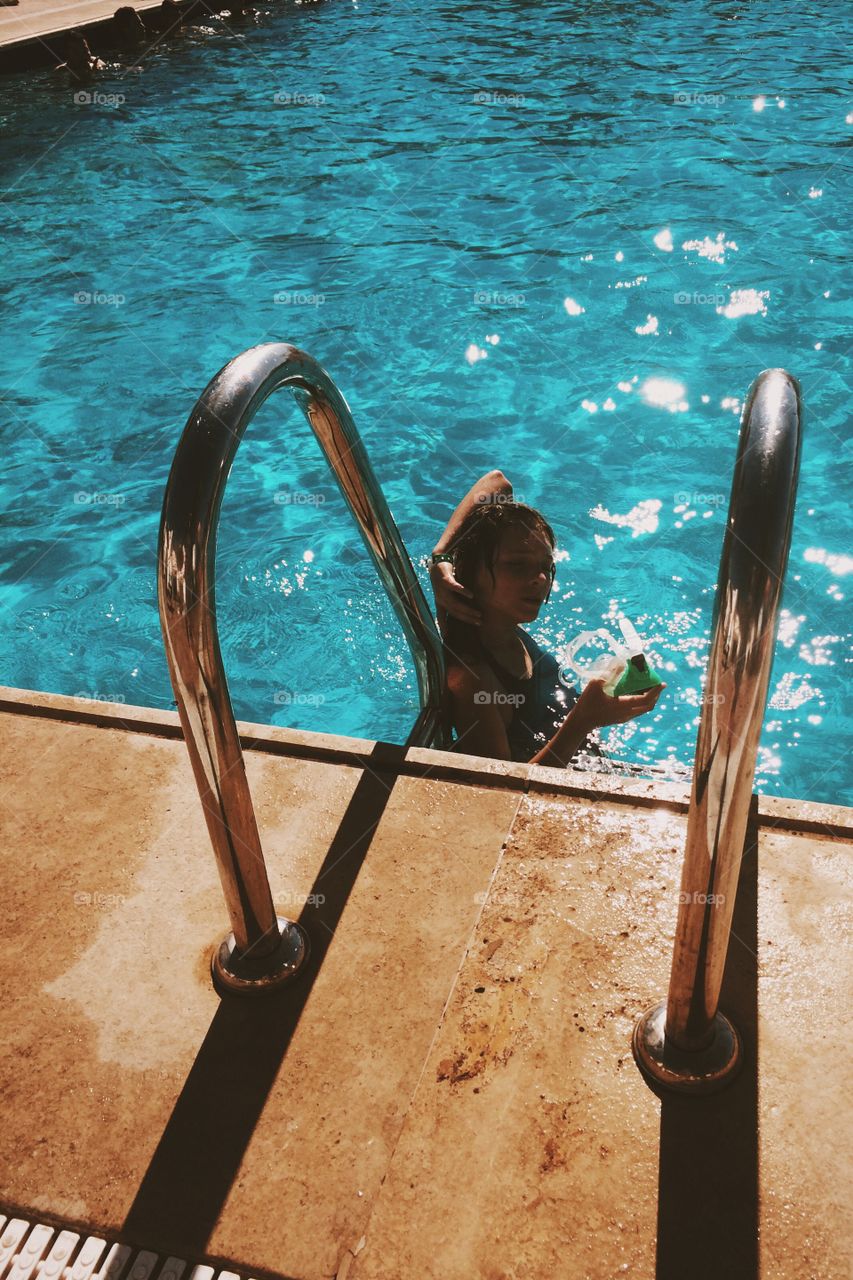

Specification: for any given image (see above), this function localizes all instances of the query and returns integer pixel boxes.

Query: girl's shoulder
[445,651,493,687]
[442,624,485,674]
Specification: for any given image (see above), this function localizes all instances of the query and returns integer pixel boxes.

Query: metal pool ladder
[633,367,803,1092]
[157,343,448,995]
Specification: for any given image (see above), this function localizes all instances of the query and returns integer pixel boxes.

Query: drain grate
[0,1217,252,1280]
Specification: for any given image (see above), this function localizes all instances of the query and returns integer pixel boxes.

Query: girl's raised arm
[429,469,512,629]
[431,469,512,557]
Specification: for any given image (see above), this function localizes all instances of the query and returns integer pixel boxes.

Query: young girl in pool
[429,470,665,766]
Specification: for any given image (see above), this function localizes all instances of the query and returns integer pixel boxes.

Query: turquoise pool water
[0,0,850,802]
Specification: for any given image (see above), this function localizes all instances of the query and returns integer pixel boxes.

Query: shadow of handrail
[655,797,759,1280]
[123,739,407,1253]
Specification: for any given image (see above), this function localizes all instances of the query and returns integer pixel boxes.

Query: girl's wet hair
[448,500,555,590]
[442,500,556,665]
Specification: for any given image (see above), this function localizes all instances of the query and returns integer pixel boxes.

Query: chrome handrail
[158,343,448,994]
[633,368,803,1091]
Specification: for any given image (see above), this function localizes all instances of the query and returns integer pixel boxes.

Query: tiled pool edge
[2,684,850,839]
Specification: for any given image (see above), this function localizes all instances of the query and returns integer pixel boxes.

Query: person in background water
[152,0,183,34]
[112,6,146,50]
[55,30,105,82]
[429,469,665,766]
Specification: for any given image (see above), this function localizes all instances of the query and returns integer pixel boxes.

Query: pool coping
[0,0,216,71]
[2,683,850,840]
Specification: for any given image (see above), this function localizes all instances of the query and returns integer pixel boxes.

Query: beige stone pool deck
[0,0,162,49]
[0,685,851,1280]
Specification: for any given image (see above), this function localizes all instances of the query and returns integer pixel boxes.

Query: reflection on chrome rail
[633,368,803,1092]
[157,343,447,994]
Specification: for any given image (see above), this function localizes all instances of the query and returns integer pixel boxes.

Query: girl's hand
[574,677,666,732]
[430,559,482,627]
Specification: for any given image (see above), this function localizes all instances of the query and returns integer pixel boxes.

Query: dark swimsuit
[456,631,601,764]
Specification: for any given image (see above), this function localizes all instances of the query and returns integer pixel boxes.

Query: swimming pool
[0,0,850,803]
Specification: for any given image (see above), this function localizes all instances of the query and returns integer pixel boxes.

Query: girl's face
[473,524,556,624]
